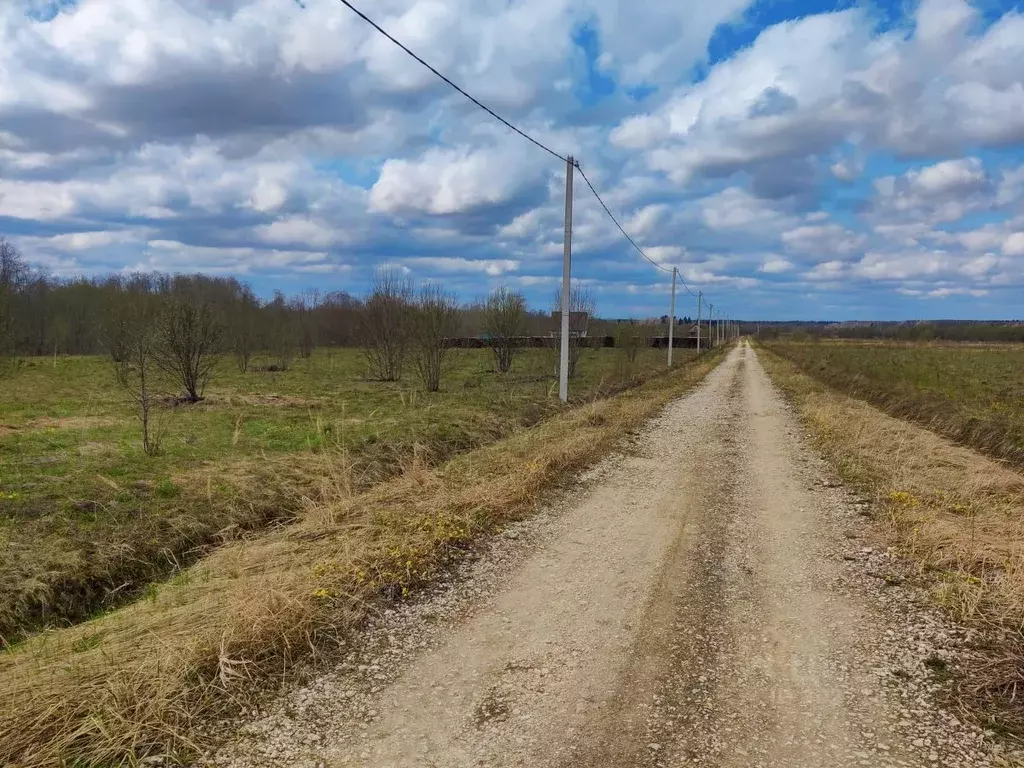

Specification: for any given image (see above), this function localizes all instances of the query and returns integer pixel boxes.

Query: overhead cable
[334,0,568,164]
[332,0,706,302]
[576,164,696,294]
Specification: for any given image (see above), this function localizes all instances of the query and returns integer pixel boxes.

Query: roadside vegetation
[0,346,725,767]
[765,339,1024,469]
[760,342,1024,735]
[0,240,705,645]
[1,344,689,644]
[1,237,719,765]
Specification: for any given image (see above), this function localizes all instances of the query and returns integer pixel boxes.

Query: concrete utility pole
[708,303,714,349]
[558,156,574,404]
[696,291,702,354]
[667,267,677,367]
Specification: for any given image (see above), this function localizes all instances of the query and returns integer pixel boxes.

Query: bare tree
[265,291,298,371]
[615,321,643,364]
[319,291,362,347]
[614,321,653,379]
[107,294,165,455]
[294,289,321,359]
[483,286,527,374]
[410,285,460,392]
[361,269,413,382]
[551,284,595,379]
[231,316,258,373]
[229,291,261,373]
[0,239,27,366]
[154,294,222,403]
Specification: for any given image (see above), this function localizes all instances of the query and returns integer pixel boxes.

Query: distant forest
[752,320,1024,342]
[0,239,697,363]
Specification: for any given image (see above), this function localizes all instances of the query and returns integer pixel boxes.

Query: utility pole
[696,291,702,354]
[558,156,574,404]
[667,267,677,367]
[708,303,714,349]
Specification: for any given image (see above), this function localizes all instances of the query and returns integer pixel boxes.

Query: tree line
[0,239,365,362]
[0,239,711,454]
[754,320,1024,342]
[0,239,609,392]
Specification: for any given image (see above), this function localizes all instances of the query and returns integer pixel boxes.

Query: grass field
[0,345,690,643]
[764,340,1024,469]
[0,345,723,768]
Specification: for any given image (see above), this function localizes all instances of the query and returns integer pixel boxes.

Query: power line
[576,164,697,296]
[330,0,709,308]
[334,0,568,164]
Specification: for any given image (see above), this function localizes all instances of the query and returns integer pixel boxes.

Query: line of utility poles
[558,158,732,403]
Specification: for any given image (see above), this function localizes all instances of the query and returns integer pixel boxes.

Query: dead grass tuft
[0,351,726,767]
[760,347,1024,733]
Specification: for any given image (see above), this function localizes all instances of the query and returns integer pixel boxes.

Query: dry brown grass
[765,340,1024,470]
[0,349,726,767]
[759,347,1024,733]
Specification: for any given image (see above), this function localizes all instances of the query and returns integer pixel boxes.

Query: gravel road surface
[213,343,1017,768]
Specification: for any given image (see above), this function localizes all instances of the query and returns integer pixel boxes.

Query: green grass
[0,344,724,768]
[0,345,692,641]
[764,339,1024,468]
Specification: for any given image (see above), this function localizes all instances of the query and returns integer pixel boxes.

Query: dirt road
[218,344,1009,768]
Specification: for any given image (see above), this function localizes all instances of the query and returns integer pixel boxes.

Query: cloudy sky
[2,0,1023,320]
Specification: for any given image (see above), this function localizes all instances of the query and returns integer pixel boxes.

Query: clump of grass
[153,479,180,499]
[0,349,724,767]
[760,346,1024,734]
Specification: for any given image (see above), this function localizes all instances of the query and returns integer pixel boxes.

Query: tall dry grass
[760,347,1024,733]
[766,340,1024,470]
[0,350,726,767]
